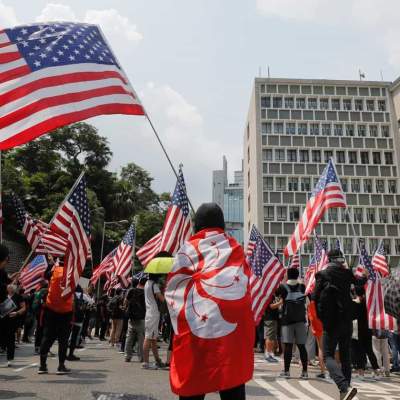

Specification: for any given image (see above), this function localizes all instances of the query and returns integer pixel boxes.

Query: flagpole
[131,216,138,283]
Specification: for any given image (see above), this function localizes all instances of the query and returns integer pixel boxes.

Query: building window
[376,179,385,193]
[364,179,372,193]
[319,98,329,110]
[286,123,296,135]
[289,206,300,221]
[261,97,271,108]
[277,207,287,221]
[261,122,272,134]
[385,152,393,165]
[308,98,317,109]
[392,209,400,223]
[275,149,285,161]
[343,99,351,110]
[264,206,274,220]
[304,240,313,254]
[366,208,375,223]
[287,150,297,162]
[312,150,321,163]
[285,97,294,108]
[381,125,390,137]
[369,125,378,137]
[263,177,273,190]
[301,177,311,192]
[395,239,400,255]
[322,124,331,136]
[273,97,282,108]
[351,179,360,193]
[379,209,388,223]
[332,99,340,110]
[262,149,273,161]
[344,238,353,254]
[383,239,390,254]
[341,178,348,192]
[277,237,287,251]
[296,98,306,108]
[372,152,381,165]
[348,151,357,164]
[328,208,338,222]
[276,177,286,191]
[354,208,363,222]
[345,124,354,137]
[366,100,375,111]
[334,124,343,136]
[310,123,320,135]
[378,100,386,111]
[389,180,397,193]
[288,177,298,191]
[357,125,366,137]
[336,151,345,164]
[299,150,309,162]
[355,99,363,111]
[324,150,333,163]
[274,122,284,134]
[360,152,369,164]
[298,123,307,135]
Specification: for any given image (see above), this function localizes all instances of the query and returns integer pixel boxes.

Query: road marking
[77,347,87,352]
[253,377,292,400]
[276,378,310,398]
[14,362,38,372]
[298,381,335,400]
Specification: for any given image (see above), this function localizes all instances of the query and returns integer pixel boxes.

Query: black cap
[194,203,225,233]
[327,249,344,263]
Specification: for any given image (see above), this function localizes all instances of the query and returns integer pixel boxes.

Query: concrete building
[244,77,400,267]
[212,157,244,244]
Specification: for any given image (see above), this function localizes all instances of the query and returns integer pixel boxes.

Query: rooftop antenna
[267,65,270,78]
[359,69,366,81]
[380,70,384,81]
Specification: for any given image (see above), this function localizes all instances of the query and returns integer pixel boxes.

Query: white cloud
[256,0,400,67]
[36,3,77,22]
[0,0,19,28]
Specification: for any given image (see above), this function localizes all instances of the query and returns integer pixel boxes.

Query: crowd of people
[0,203,399,400]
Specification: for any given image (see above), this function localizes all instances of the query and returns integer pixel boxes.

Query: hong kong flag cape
[166,228,255,396]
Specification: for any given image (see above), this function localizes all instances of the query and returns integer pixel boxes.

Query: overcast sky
[1,0,400,207]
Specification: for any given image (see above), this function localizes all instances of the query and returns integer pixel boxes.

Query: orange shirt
[45,266,73,313]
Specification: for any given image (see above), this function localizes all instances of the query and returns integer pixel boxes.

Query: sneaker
[300,371,309,380]
[38,365,48,374]
[156,361,169,370]
[7,361,12,368]
[316,373,326,379]
[48,351,55,358]
[390,366,400,373]
[124,358,131,363]
[279,371,290,379]
[142,362,158,370]
[118,350,125,354]
[340,388,357,400]
[265,355,279,363]
[66,355,80,361]
[384,371,390,378]
[56,365,71,375]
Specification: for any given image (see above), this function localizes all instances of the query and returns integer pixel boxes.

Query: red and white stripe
[90,250,116,286]
[136,231,163,267]
[372,253,389,278]
[289,253,300,269]
[284,183,346,258]
[305,251,328,295]
[19,257,47,292]
[113,242,134,288]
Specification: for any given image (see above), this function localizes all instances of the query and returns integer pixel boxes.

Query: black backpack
[74,293,86,323]
[316,279,344,328]
[282,284,306,325]
[128,288,146,320]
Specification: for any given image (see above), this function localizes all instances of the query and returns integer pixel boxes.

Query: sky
[1,0,400,207]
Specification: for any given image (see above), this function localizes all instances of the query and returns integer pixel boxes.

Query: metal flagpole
[131,216,138,282]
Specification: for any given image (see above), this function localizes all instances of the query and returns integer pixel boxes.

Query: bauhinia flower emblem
[165,231,248,339]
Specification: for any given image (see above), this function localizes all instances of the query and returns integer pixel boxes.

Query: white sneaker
[142,362,158,370]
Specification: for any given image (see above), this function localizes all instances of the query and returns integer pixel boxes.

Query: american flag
[0,22,144,150]
[19,254,47,292]
[113,224,136,287]
[305,237,328,295]
[290,253,300,269]
[246,225,285,324]
[13,194,68,256]
[284,159,346,258]
[90,248,117,286]
[50,174,90,296]
[137,169,192,266]
[334,238,349,268]
[372,241,389,278]
[359,242,396,330]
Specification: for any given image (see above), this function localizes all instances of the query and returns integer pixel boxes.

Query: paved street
[1,339,399,400]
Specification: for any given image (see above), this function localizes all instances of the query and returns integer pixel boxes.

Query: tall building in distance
[212,157,244,244]
[244,77,400,267]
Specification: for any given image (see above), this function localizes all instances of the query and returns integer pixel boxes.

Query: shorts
[281,322,307,345]
[264,320,278,341]
[145,315,160,339]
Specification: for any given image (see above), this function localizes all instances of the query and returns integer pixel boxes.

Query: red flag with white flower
[165,228,254,397]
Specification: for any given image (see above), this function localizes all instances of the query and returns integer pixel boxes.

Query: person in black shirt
[264,295,282,363]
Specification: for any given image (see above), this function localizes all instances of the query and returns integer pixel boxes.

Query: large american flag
[90,248,117,286]
[372,241,389,278]
[137,169,192,266]
[305,237,328,295]
[289,253,300,269]
[359,242,396,330]
[13,194,68,256]
[50,174,91,296]
[0,22,144,149]
[284,159,346,258]
[246,225,285,324]
[19,254,47,292]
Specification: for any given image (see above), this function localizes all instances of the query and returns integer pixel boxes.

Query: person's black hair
[139,277,147,286]
[148,273,161,283]
[194,203,225,233]
[327,249,344,262]
[0,244,9,262]
[287,268,300,280]
[155,251,172,258]
[115,288,122,295]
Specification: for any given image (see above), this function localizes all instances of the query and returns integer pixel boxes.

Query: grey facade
[244,77,400,267]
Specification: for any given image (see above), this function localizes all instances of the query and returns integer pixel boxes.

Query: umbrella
[144,257,174,274]
[383,269,400,320]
